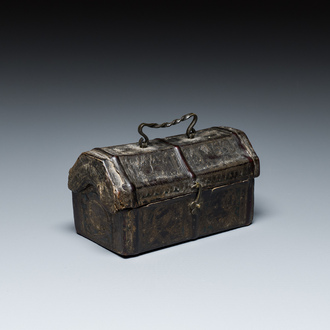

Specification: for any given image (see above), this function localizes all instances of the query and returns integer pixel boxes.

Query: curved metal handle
[138,113,198,148]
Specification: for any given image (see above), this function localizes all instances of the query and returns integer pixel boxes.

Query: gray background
[1,3,329,329]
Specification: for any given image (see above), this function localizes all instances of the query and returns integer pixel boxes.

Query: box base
[73,179,254,257]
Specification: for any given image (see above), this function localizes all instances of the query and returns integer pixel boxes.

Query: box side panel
[197,179,254,237]
[247,179,255,225]
[72,188,125,255]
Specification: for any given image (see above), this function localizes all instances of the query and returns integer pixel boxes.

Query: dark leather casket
[68,113,260,257]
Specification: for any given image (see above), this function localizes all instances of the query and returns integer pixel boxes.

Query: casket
[68,113,260,256]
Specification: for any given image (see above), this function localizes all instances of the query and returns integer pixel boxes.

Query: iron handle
[138,113,198,148]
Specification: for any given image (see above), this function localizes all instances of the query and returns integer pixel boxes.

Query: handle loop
[138,113,198,148]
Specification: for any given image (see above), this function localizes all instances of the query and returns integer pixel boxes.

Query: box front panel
[134,194,195,254]
[131,179,254,255]
[72,179,254,257]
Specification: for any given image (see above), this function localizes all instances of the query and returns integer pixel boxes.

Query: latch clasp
[190,182,202,214]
